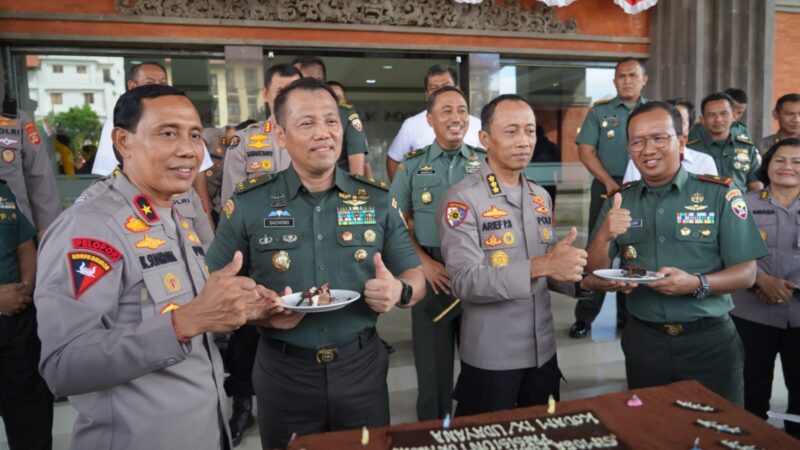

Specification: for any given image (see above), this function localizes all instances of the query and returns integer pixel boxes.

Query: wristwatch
[693,273,710,299]
[397,280,413,307]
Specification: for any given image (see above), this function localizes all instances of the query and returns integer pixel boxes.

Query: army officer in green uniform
[688,92,763,192]
[587,102,769,404]
[206,78,425,450]
[389,86,485,421]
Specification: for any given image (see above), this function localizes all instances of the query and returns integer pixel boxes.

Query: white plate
[593,269,664,283]
[280,289,361,313]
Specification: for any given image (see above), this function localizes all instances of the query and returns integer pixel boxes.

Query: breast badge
[135,234,166,250]
[163,273,181,293]
[272,250,291,272]
[490,250,510,268]
[421,191,433,205]
[481,205,508,219]
[622,245,637,260]
[354,248,368,262]
[125,216,150,233]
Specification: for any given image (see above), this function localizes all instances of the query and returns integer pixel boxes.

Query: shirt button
[315,206,322,212]
[657,208,664,214]
[319,265,326,271]
[659,236,665,243]
[317,234,323,240]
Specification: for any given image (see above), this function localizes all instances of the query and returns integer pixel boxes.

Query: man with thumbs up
[438,94,595,416]
[586,101,769,404]
[34,85,283,450]
[207,78,425,450]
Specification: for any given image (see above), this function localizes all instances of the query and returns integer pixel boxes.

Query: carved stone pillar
[645,0,775,141]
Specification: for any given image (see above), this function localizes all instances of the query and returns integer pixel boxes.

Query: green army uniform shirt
[0,180,35,284]
[206,166,420,349]
[593,168,769,323]
[687,125,761,189]
[577,96,648,177]
[338,103,369,171]
[389,142,486,247]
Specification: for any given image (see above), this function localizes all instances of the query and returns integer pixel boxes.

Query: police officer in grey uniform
[731,138,800,437]
[0,108,62,234]
[760,93,800,154]
[34,85,281,450]
[438,94,595,415]
[220,64,301,203]
[202,126,227,224]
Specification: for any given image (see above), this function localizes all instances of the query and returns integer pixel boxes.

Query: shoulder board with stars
[236,174,275,194]
[593,99,611,107]
[699,174,733,186]
[404,148,427,160]
[350,174,389,191]
[734,134,753,145]
[486,174,502,195]
[339,102,353,110]
[606,182,633,197]
[760,190,769,200]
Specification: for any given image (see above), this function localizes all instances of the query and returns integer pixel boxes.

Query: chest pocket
[337,225,383,282]
[752,213,777,248]
[140,266,192,321]
[0,147,21,172]
[478,218,518,252]
[674,222,719,243]
[615,226,647,265]
[411,175,441,212]
[245,150,275,174]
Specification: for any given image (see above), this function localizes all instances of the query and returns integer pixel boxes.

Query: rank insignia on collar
[484,234,501,247]
[535,206,549,214]
[760,190,768,200]
[264,121,272,133]
[446,202,469,228]
[486,174,501,195]
[187,231,200,244]
[160,302,181,315]
[532,195,545,205]
[690,192,704,203]
[481,205,508,219]
[163,273,181,293]
[391,197,398,209]
[223,199,235,219]
[180,220,190,230]
[134,195,159,223]
[69,252,113,299]
[135,234,166,250]
[125,216,150,233]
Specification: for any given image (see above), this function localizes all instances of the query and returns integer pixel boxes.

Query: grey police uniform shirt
[438,162,560,371]
[0,110,62,230]
[731,187,800,328]
[220,119,291,203]
[76,169,214,250]
[35,173,230,450]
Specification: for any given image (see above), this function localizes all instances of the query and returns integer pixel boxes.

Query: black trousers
[0,307,53,450]
[622,315,744,405]
[732,316,800,438]
[453,355,560,417]
[575,177,627,325]
[223,324,258,397]
[253,330,389,450]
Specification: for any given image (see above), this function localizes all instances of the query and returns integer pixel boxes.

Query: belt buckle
[664,324,684,336]
[315,347,339,364]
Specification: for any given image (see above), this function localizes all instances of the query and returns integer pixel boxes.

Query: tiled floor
[1,293,790,449]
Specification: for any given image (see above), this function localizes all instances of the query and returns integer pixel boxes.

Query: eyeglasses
[628,133,675,153]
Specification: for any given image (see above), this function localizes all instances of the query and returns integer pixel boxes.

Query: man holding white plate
[586,101,768,405]
[206,78,425,450]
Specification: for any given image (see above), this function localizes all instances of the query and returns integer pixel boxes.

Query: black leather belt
[636,315,728,336]
[264,328,376,364]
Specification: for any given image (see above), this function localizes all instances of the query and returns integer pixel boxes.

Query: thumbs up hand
[600,193,631,241]
[364,252,403,313]
[173,251,262,339]
[537,227,588,282]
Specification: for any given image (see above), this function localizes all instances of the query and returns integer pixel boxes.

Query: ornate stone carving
[115,0,577,34]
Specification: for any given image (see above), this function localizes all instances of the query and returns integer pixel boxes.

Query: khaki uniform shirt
[35,173,230,450]
[389,142,486,248]
[597,168,769,323]
[207,166,419,349]
[202,127,227,215]
[687,125,761,189]
[221,119,291,203]
[731,188,800,328]
[577,96,648,178]
[760,133,791,156]
[0,111,62,230]
[438,162,559,371]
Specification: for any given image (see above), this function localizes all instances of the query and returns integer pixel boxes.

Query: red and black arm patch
[68,238,122,300]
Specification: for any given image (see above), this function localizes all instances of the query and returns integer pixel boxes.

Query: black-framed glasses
[628,133,675,153]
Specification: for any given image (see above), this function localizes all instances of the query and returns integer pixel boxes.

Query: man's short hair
[757,137,800,185]
[701,92,735,115]
[615,58,646,75]
[129,62,167,82]
[626,101,683,139]
[775,93,800,113]
[113,84,188,163]
[480,94,532,132]
[724,88,748,104]
[264,63,303,89]
[291,56,326,80]
[424,65,458,90]
[426,86,468,113]
[273,78,338,129]
[666,98,696,129]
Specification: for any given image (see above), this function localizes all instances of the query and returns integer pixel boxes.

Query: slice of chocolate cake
[623,265,647,278]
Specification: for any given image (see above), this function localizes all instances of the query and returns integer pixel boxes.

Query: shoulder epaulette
[236,174,275,194]
[404,148,427,160]
[699,174,732,186]
[593,99,611,106]
[470,145,487,153]
[350,174,389,191]
[734,134,754,145]
[606,182,633,197]
[339,102,353,110]
[687,139,700,146]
